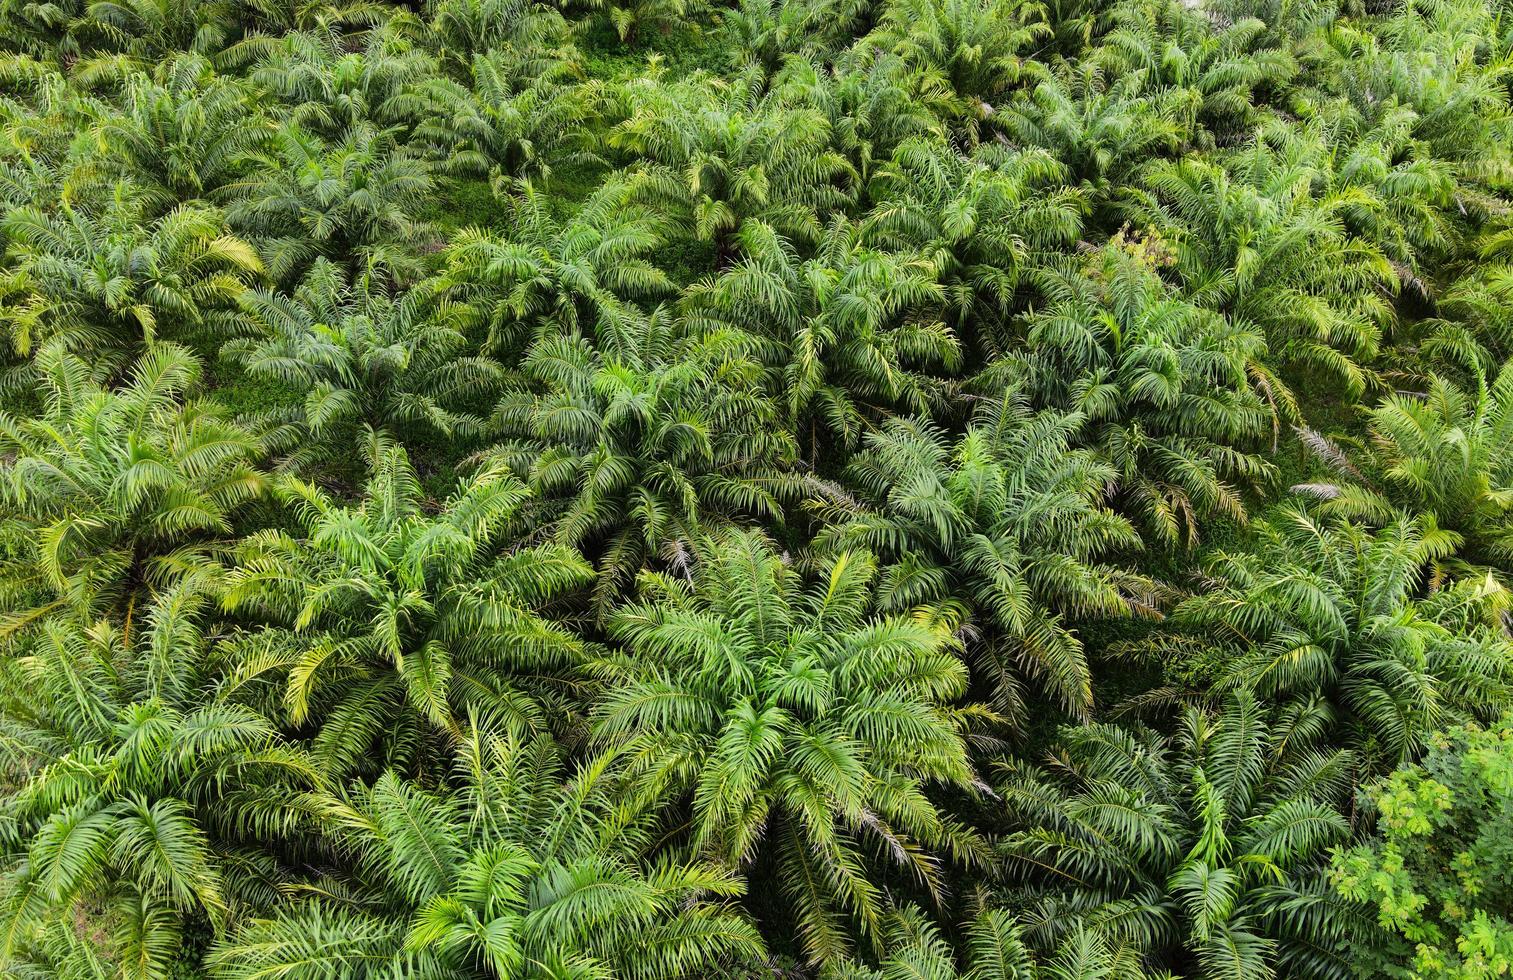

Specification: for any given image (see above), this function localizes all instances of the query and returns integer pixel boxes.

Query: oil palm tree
[224,258,503,469]
[0,598,316,980]
[93,57,273,215]
[0,198,261,363]
[862,137,1086,352]
[436,176,673,358]
[1172,507,1513,766]
[486,321,799,613]
[863,0,1050,139]
[220,435,592,778]
[997,692,1363,980]
[220,123,432,285]
[1004,246,1276,548]
[0,345,265,636]
[609,73,856,252]
[419,49,600,188]
[682,220,960,453]
[825,905,1158,980]
[590,531,987,965]
[1307,365,1513,588]
[238,25,444,141]
[1122,147,1396,398]
[207,724,765,980]
[812,408,1149,722]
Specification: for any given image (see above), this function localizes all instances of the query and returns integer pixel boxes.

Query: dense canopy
[2,0,1513,975]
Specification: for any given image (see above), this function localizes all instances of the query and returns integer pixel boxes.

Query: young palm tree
[1004,245,1277,548]
[863,0,1050,139]
[426,0,570,78]
[418,49,600,188]
[1306,365,1513,587]
[487,321,799,613]
[93,57,273,215]
[0,598,316,980]
[436,176,673,357]
[66,0,237,80]
[225,258,503,469]
[238,25,444,141]
[1122,146,1395,397]
[862,137,1085,350]
[0,198,261,363]
[609,73,856,252]
[220,123,432,285]
[995,63,1188,203]
[682,220,960,453]
[0,345,265,635]
[221,435,592,777]
[590,530,986,965]
[1172,507,1513,766]
[207,724,765,980]
[997,692,1363,980]
[812,408,1149,721]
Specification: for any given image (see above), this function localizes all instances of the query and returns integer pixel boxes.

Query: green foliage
[0,345,264,632]
[813,408,1148,722]
[222,435,591,775]
[3,0,1513,974]
[999,692,1365,980]
[1331,714,1513,979]
[591,531,986,963]
[225,258,503,467]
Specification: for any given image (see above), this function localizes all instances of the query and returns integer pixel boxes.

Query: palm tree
[825,905,1158,980]
[221,435,592,777]
[237,25,444,141]
[1171,507,1513,766]
[436,176,673,357]
[997,692,1363,980]
[681,220,960,453]
[590,530,986,965]
[220,123,432,285]
[609,73,856,252]
[0,198,262,363]
[66,0,237,81]
[487,322,800,612]
[0,596,316,980]
[1122,147,1396,398]
[862,0,1050,140]
[862,136,1086,353]
[0,345,265,636]
[419,49,600,188]
[224,258,503,469]
[812,408,1149,722]
[207,724,765,980]
[426,0,570,78]
[994,63,1187,202]
[1004,245,1277,549]
[93,57,273,215]
[1092,3,1296,147]
[1305,365,1513,588]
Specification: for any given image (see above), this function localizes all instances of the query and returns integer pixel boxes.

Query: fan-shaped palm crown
[226,258,503,469]
[998,692,1362,980]
[208,723,765,980]
[1172,507,1513,765]
[221,435,592,777]
[813,407,1149,722]
[1004,244,1276,548]
[0,596,315,980]
[590,530,985,965]
[489,319,798,612]
[0,345,265,633]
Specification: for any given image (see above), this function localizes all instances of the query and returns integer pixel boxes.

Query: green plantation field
[1,0,1512,975]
